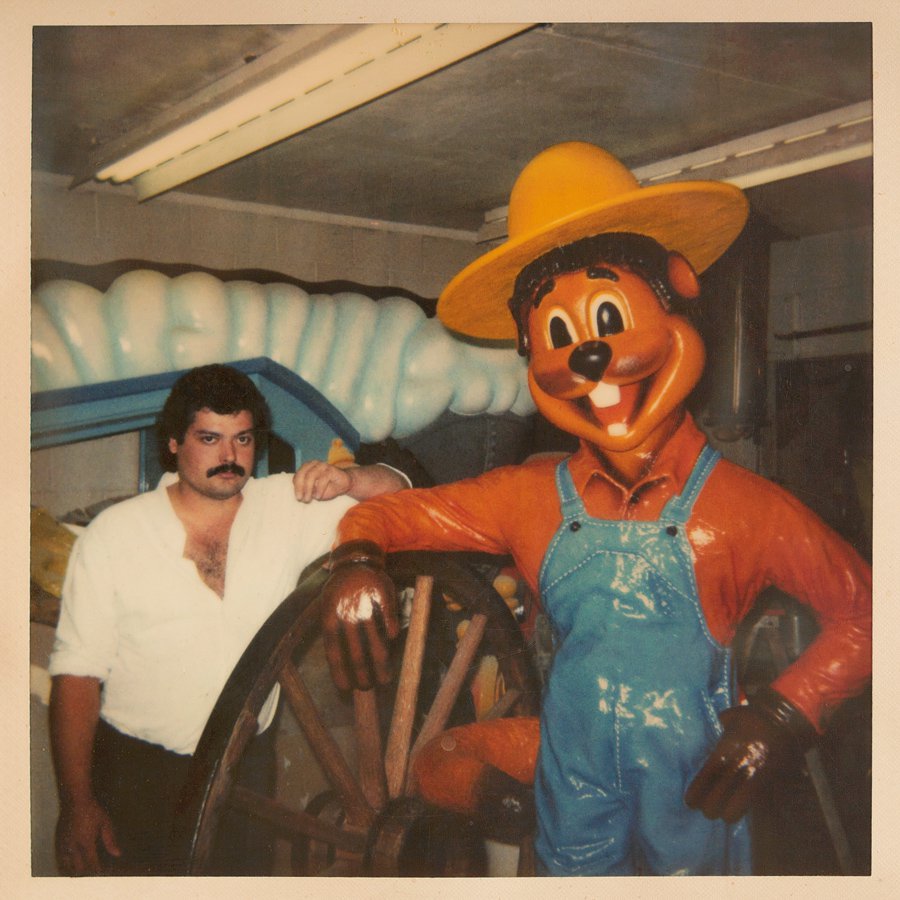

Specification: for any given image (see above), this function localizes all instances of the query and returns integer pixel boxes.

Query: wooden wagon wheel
[169,551,540,876]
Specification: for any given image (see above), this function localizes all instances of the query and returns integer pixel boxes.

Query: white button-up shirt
[49,472,355,755]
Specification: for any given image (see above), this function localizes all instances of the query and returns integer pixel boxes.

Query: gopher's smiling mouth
[579,379,649,436]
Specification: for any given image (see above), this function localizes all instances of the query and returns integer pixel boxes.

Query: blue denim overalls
[533,445,751,875]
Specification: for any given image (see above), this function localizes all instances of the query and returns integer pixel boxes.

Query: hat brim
[437,179,749,341]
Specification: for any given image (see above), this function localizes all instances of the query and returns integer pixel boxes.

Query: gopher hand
[321,541,399,691]
[685,687,815,823]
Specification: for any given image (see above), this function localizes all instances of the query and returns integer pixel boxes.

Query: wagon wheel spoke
[353,688,388,811]
[482,686,521,721]
[405,611,488,794]
[278,661,375,829]
[384,575,434,798]
[227,785,367,854]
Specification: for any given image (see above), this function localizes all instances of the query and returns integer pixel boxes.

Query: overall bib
[534,445,751,875]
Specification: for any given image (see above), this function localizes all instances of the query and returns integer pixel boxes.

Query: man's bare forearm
[50,674,123,874]
[50,674,102,805]
[346,463,409,500]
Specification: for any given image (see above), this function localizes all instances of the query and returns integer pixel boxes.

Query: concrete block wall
[768,225,872,361]
[31,433,140,519]
[31,172,481,301]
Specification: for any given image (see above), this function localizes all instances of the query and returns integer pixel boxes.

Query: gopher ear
[667,252,701,300]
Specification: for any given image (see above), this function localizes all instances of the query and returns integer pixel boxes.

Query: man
[49,363,407,876]
[317,143,872,875]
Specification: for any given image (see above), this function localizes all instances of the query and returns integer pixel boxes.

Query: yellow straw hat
[437,141,749,341]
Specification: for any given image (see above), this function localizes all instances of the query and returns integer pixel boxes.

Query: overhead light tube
[93,23,532,200]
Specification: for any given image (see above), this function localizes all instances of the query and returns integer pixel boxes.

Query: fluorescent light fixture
[94,23,532,201]
[631,101,872,190]
[477,101,873,244]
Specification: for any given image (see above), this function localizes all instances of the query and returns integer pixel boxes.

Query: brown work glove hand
[321,540,399,692]
[684,687,816,824]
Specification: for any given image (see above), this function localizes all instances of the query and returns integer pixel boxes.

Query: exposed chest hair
[183,524,232,598]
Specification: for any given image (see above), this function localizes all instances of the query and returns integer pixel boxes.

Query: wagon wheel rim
[170,551,539,876]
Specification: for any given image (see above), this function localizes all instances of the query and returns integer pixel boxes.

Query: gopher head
[510,233,704,453]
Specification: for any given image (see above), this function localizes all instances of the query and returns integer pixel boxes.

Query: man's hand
[55,796,121,875]
[684,687,816,823]
[294,460,409,503]
[320,541,400,691]
[50,675,120,875]
[293,460,354,503]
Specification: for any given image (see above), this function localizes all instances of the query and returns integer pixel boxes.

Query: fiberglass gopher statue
[318,142,872,876]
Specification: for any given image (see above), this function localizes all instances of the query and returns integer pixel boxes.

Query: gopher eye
[591,296,626,337]
[548,313,574,348]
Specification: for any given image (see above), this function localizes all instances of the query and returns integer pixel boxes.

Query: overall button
[570,521,582,532]
[666,525,678,536]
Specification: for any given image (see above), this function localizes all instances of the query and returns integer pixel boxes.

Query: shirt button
[628,494,640,505]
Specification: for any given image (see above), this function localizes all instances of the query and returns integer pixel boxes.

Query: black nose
[568,341,611,381]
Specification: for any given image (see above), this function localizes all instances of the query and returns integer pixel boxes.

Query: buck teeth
[589,381,621,409]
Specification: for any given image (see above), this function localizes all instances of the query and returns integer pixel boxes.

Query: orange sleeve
[335,462,560,592]
[337,478,512,555]
[766,504,871,731]
[697,463,872,732]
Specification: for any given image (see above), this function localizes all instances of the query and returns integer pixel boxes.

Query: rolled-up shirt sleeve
[49,525,119,681]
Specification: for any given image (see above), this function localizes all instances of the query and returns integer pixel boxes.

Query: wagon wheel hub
[293,791,488,876]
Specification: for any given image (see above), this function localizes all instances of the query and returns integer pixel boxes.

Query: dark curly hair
[507,232,697,355]
[156,364,272,472]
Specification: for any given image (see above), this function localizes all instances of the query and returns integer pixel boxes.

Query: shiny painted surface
[534,449,750,875]
[526,264,704,454]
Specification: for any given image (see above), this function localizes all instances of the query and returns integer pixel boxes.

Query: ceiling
[32,22,873,241]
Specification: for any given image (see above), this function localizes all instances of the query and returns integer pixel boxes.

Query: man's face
[168,408,256,501]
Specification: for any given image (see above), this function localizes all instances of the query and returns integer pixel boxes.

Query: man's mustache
[206,463,246,478]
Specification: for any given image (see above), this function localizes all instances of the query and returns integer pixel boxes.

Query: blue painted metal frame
[31,357,360,487]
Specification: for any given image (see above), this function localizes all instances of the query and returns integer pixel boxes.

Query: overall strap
[555,459,587,522]
[661,443,721,523]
